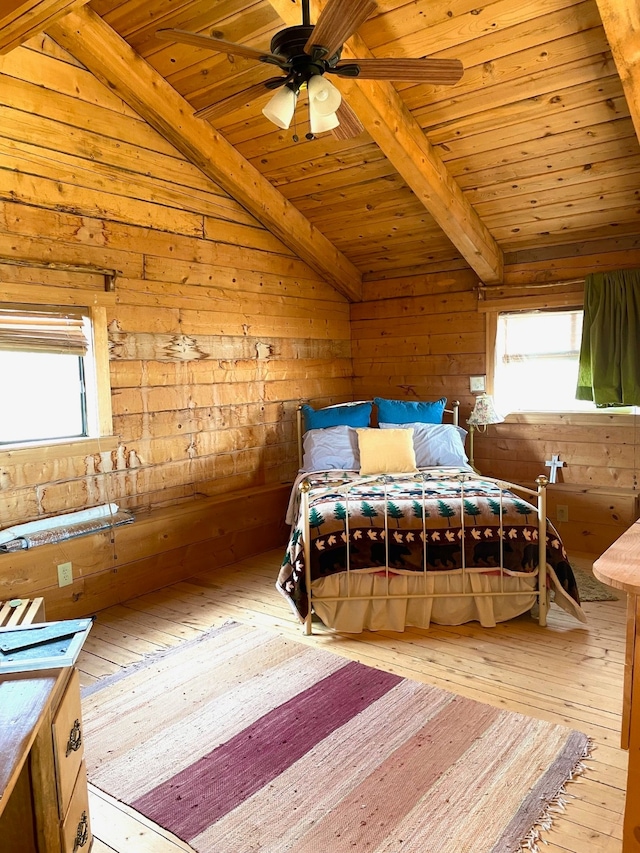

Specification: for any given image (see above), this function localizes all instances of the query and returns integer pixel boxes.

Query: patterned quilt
[277,468,581,621]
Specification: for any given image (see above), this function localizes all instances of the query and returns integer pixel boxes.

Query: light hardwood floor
[76,550,627,853]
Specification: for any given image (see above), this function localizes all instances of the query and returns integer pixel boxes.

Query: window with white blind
[493,308,596,415]
[0,303,110,446]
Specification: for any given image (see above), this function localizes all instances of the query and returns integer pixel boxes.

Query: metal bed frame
[295,401,550,635]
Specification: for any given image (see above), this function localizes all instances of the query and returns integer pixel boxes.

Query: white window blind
[498,310,582,363]
[0,304,90,355]
[494,308,594,413]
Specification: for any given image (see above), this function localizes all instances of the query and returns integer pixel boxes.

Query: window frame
[480,290,639,424]
[0,289,116,461]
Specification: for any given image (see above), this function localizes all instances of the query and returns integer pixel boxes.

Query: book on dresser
[0,618,93,673]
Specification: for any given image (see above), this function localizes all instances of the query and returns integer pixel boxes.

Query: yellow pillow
[357,428,418,475]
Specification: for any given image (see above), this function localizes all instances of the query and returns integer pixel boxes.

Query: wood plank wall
[0,38,352,611]
[2,33,639,606]
[352,252,640,560]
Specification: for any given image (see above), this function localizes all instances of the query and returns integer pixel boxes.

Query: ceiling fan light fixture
[307,73,342,116]
[163,0,464,141]
[309,105,340,135]
[262,85,298,129]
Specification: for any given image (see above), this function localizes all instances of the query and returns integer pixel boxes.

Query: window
[0,303,112,448]
[493,307,596,414]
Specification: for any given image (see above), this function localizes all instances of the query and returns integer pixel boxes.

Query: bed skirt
[310,570,539,632]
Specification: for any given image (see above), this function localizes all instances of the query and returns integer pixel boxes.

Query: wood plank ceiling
[5,0,640,297]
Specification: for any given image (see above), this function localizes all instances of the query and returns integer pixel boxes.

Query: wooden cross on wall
[545,453,565,483]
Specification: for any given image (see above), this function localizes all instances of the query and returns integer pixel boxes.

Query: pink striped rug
[82,621,589,853]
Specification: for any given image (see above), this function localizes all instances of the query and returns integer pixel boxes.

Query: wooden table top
[594,519,640,595]
[0,669,65,815]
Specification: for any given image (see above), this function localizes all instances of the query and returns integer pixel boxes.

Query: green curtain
[576,268,640,406]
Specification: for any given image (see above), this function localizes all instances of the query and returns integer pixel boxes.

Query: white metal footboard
[300,472,550,635]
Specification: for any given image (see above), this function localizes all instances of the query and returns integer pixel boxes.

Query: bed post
[536,475,549,627]
[452,400,460,426]
[300,479,313,635]
[296,405,304,469]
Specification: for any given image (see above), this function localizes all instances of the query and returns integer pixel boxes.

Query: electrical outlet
[57,561,73,587]
[557,505,569,523]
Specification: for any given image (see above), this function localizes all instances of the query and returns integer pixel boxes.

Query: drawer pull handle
[66,719,82,756]
[73,811,89,851]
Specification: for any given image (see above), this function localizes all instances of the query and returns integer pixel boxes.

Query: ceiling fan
[156,0,463,137]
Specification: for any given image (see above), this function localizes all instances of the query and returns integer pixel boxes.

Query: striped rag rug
[82,621,590,853]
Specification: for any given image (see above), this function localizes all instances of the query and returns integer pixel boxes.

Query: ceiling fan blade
[156,29,284,65]
[331,100,364,141]
[304,0,377,60]
[333,58,464,84]
[194,78,285,122]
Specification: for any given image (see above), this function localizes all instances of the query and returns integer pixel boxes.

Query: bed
[276,397,586,634]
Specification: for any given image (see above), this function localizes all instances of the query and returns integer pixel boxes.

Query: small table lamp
[467,393,504,473]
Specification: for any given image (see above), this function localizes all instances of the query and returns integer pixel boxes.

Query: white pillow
[302,425,359,471]
[380,422,470,468]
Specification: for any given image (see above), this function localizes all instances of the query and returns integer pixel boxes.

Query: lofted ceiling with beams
[2,0,640,300]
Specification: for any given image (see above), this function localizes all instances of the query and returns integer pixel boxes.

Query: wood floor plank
[90,619,168,655]
[105,603,203,642]
[576,777,628,810]
[77,650,123,681]
[82,635,146,668]
[76,547,626,853]
[111,596,214,631]
[79,670,99,689]
[563,798,623,836]
[91,839,118,853]
[89,787,194,852]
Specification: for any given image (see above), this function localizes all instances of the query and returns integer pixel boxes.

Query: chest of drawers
[0,665,92,852]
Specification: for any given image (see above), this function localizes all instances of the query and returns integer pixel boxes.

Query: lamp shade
[467,393,504,427]
[309,107,339,134]
[262,85,298,129]
[307,74,342,116]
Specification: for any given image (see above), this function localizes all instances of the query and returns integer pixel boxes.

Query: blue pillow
[374,396,447,425]
[302,401,372,431]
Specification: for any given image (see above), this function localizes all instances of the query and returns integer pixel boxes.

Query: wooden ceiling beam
[595,0,640,144]
[267,0,503,285]
[0,0,89,54]
[47,6,362,302]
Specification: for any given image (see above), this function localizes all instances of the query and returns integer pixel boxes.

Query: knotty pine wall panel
[352,269,482,407]
[0,39,352,529]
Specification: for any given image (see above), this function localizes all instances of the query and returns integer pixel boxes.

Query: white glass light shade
[467,393,504,427]
[262,86,298,129]
[309,107,339,135]
[307,74,342,116]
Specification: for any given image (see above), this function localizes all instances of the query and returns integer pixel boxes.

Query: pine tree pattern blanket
[277,469,581,622]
